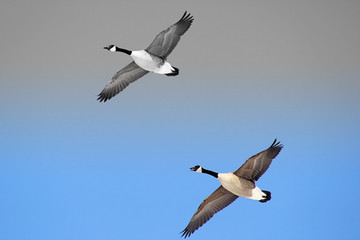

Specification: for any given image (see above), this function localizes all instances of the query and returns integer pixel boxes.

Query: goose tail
[259,190,271,203]
[165,67,179,76]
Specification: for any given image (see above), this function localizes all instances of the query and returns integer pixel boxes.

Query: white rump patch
[249,186,266,201]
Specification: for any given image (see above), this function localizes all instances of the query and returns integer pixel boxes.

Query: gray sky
[1,0,359,84]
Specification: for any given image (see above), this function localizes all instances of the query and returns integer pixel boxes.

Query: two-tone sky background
[1,0,360,239]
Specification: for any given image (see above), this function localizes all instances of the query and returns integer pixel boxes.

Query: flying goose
[97,11,194,102]
[181,139,283,238]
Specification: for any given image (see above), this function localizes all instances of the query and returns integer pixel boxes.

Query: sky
[1,0,360,239]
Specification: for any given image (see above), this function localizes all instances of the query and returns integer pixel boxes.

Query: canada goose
[181,139,283,238]
[97,11,194,102]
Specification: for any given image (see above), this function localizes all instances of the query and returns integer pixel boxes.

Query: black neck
[202,168,218,178]
[115,47,131,55]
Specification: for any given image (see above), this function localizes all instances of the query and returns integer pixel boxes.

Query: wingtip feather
[270,138,283,149]
[180,11,194,23]
[180,228,192,239]
[97,92,111,102]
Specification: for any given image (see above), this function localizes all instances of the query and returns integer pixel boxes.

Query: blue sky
[1,1,360,239]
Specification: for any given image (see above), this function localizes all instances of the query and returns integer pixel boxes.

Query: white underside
[131,50,174,74]
[218,173,266,201]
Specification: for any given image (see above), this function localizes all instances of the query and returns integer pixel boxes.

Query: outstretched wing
[234,139,283,181]
[181,186,238,238]
[146,11,194,58]
[97,61,149,102]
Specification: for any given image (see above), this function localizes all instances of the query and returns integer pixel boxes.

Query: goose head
[190,165,203,172]
[104,45,117,52]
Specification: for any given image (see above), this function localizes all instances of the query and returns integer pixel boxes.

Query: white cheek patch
[196,167,203,173]
[110,46,117,52]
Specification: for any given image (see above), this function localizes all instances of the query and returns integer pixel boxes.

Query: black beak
[190,167,196,171]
